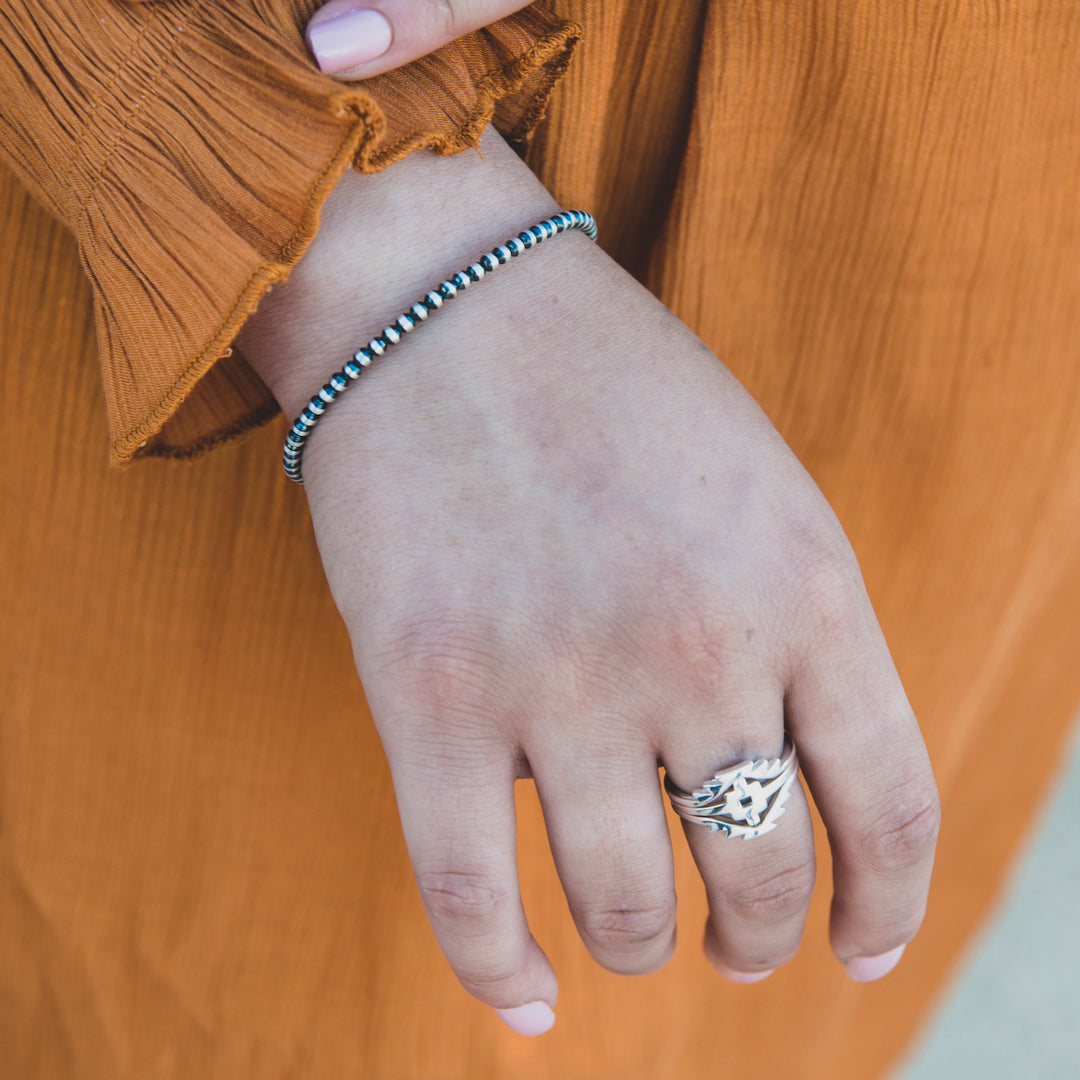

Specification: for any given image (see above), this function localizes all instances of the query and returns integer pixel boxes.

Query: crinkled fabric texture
[2,2,1080,1079]
[0,0,578,464]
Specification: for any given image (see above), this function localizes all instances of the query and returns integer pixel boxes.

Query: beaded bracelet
[282,209,598,484]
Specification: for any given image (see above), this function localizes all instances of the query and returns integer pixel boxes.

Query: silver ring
[664,735,799,839]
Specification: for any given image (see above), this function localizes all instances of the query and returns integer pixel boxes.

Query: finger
[787,569,940,981]
[664,705,816,982]
[529,739,678,976]
[306,0,533,80]
[693,779,815,981]
[386,731,559,1035]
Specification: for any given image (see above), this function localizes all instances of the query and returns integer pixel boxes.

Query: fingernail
[493,1001,556,1037]
[711,961,775,984]
[307,8,393,74]
[845,944,906,982]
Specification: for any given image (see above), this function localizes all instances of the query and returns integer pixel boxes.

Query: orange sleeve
[0,0,579,466]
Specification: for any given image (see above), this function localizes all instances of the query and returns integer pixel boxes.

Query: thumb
[305,0,534,80]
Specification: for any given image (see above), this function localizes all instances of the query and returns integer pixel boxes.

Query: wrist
[234,127,562,422]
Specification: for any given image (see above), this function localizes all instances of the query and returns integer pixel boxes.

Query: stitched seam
[110,106,383,466]
[139,399,281,461]
[504,25,581,140]
[363,20,580,169]
[277,103,383,266]
[72,2,202,231]
[61,12,155,198]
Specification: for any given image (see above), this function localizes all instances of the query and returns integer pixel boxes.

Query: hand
[236,130,940,1036]
[304,0,535,78]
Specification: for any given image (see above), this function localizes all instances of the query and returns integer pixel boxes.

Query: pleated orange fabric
[2,2,1079,1078]
[0,0,578,464]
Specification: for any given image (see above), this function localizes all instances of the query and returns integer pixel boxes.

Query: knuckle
[416,868,530,1001]
[636,565,742,687]
[374,611,510,720]
[724,853,817,922]
[433,0,461,36]
[859,778,941,871]
[417,869,510,932]
[783,524,866,638]
[538,640,632,711]
[797,554,864,635]
[456,966,527,1002]
[663,607,743,692]
[578,894,676,953]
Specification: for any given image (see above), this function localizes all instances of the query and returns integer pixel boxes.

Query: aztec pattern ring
[664,736,799,839]
[281,209,598,485]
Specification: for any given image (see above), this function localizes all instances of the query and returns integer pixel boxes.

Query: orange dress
[1,2,1078,1077]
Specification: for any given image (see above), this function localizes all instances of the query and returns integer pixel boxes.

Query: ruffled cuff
[0,0,579,465]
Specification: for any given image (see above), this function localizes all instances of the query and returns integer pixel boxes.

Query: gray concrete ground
[889,717,1080,1079]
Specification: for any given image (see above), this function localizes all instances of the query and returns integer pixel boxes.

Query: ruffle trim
[68,2,579,466]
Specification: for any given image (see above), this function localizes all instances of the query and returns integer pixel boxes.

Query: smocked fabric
[2,2,1080,1078]
[0,0,579,464]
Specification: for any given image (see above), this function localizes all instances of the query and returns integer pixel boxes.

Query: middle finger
[528,730,678,976]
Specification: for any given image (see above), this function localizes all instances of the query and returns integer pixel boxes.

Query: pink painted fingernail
[711,961,775,984]
[307,8,393,74]
[845,944,906,982]
[494,1001,556,1037]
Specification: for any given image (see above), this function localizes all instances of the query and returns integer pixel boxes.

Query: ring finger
[663,706,816,981]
